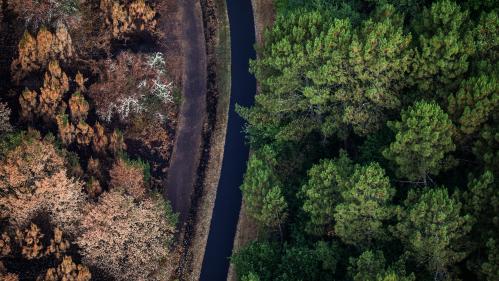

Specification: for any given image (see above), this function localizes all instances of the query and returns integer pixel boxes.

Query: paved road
[199,0,256,280]
[165,0,207,224]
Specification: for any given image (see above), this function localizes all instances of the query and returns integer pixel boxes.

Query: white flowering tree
[89,52,174,123]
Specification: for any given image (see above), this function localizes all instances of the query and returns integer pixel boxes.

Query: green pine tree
[334,162,395,248]
[394,188,473,279]
[301,151,353,236]
[383,101,456,184]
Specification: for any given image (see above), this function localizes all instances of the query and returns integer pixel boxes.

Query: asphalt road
[199,0,256,280]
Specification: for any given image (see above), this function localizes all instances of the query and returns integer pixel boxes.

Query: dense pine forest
[232,0,498,281]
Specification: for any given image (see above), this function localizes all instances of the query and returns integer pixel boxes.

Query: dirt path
[164,0,207,224]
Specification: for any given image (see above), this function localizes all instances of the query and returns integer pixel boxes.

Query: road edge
[186,0,232,280]
[226,1,275,280]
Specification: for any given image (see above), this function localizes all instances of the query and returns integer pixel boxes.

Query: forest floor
[163,0,207,224]
[226,1,275,280]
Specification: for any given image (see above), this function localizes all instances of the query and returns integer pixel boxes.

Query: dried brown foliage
[0,102,13,134]
[85,177,102,198]
[108,129,127,154]
[56,114,75,144]
[1,224,90,281]
[0,135,65,194]
[90,123,108,154]
[11,25,74,83]
[109,159,146,199]
[74,121,94,146]
[77,191,175,281]
[89,51,173,123]
[43,255,91,281]
[68,93,89,122]
[0,232,12,257]
[19,60,70,123]
[14,223,44,260]
[0,271,19,281]
[7,0,80,29]
[45,228,70,259]
[1,170,86,234]
[39,61,70,121]
[100,0,158,39]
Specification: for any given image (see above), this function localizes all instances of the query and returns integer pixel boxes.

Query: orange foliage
[69,93,89,122]
[108,130,126,154]
[0,271,19,281]
[11,24,74,83]
[56,114,75,145]
[19,89,38,121]
[74,121,94,146]
[14,223,44,260]
[43,256,92,281]
[91,123,108,154]
[100,0,157,39]
[77,191,175,281]
[39,61,70,121]
[19,60,69,122]
[109,159,146,199]
[0,232,11,257]
[45,228,70,259]
[85,177,102,199]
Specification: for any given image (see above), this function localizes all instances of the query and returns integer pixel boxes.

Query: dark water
[199,0,256,280]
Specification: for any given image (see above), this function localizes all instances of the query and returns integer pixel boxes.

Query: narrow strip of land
[165,0,207,224]
[199,0,257,280]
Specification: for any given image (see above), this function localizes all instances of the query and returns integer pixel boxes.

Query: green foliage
[472,122,499,175]
[301,151,353,236]
[232,240,339,281]
[231,241,280,281]
[241,146,287,229]
[383,101,456,183]
[0,129,40,159]
[275,241,339,281]
[118,152,152,184]
[447,66,498,136]
[393,188,473,277]
[410,0,475,98]
[481,239,499,281]
[243,5,412,143]
[349,250,386,281]
[334,162,395,248]
[235,1,498,280]
[349,250,416,281]
[241,272,260,281]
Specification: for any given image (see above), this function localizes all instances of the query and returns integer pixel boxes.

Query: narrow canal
[199,0,256,280]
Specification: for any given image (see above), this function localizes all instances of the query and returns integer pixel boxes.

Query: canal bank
[199,0,257,280]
